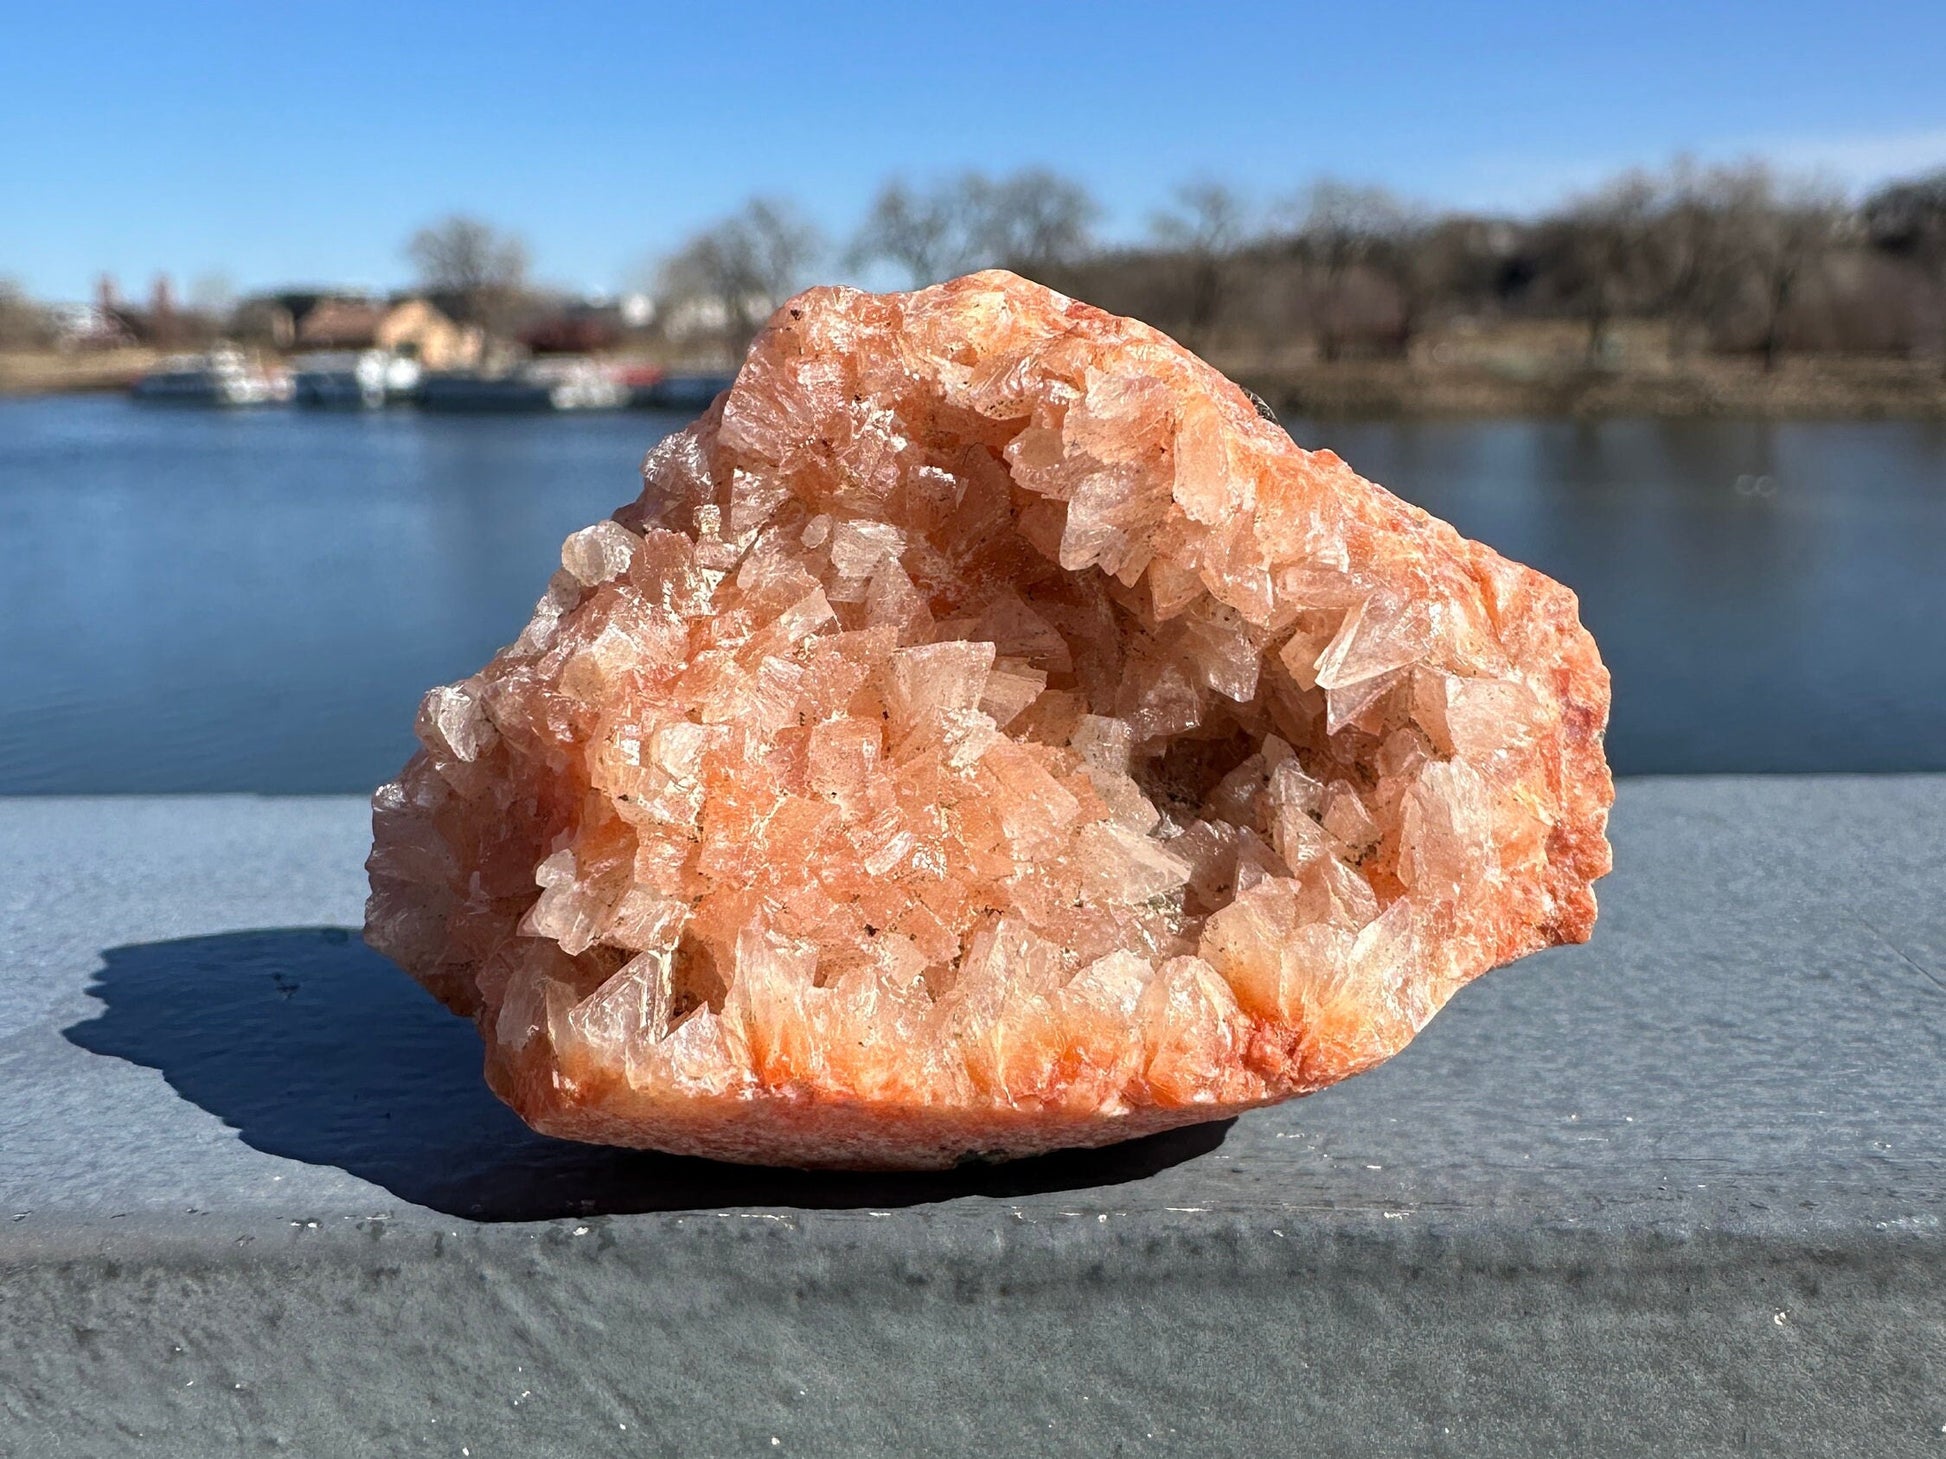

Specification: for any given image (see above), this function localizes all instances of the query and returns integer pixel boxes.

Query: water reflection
[1,397,1942,792]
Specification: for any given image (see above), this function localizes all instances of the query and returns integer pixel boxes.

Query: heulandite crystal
[365,271,1613,1170]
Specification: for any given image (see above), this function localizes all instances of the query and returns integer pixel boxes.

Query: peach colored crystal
[365,271,1613,1170]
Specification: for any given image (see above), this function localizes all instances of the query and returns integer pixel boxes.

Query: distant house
[291,297,388,348]
[520,300,621,355]
[239,292,479,368]
[511,294,647,356]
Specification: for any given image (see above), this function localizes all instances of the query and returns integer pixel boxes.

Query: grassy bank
[1229,355,1946,420]
[0,349,159,395]
[7,344,1946,419]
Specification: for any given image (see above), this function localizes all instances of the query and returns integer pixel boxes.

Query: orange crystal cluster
[366,271,1613,1169]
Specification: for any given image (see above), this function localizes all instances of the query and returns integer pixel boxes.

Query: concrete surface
[0,779,1941,1457]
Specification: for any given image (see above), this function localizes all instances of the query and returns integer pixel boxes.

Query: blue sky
[3,0,1942,300]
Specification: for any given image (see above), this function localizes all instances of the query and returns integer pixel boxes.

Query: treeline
[8,160,1946,373]
[661,160,1946,372]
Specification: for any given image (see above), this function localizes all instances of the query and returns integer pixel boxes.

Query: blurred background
[2,0,1942,793]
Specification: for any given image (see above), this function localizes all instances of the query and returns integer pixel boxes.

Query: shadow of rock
[63,928,1230,1221]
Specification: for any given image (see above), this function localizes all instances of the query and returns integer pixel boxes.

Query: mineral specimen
[366,270,1612,1170]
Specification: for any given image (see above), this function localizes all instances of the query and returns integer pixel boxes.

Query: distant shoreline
[0,349,161,397]
[6,347,1946,421]
[1232,356,1946,421]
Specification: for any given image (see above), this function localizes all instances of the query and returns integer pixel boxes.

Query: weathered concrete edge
[5,1214,1940,1458]
[7,1202,1942,1287]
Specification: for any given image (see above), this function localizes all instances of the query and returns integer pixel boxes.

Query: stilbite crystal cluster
[366,271,1612,1170]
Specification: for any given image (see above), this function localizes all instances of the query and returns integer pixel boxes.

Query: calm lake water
[2,395,1942,793]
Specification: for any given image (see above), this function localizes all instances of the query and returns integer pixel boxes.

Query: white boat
[417,358,627,413]
[131,348,290,407]
[290,349,423,408]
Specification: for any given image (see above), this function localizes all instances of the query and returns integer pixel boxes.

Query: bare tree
[659,198,825,346]
[1541,171,1662,364]
[1649,158,1741,356]
[849,169,1099,288]
[977,169,1100,279]
[1149,181,1252,344]
[1288,179,1414,360]
[1377,215,1492,357]
[847,175,992,286]
[406,215,531,328]
[1711,165,1844,371]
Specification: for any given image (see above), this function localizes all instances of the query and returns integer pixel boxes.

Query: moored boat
[290,349,422,408]
[131,348,290,407]
[417,359,626,413]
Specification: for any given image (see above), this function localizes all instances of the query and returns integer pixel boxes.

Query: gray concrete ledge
[1,779,1942,1456]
